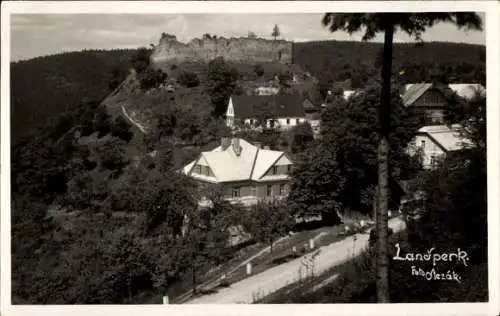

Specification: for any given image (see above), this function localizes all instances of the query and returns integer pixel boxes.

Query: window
[195,165,202,174]
[287,165,292,174]
[267,185,273,197]
[279,184,286,196]
[286,118,290,125]
[421,140,426,149]
[272,166,278,175]
[204,166,210,176]
[430,155,436,166]
[232,187,240,198]
[296,118,300,124]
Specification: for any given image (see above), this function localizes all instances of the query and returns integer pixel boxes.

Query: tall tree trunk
[373,185,379,221]
[192,266,197,294]
[376,18,394,303]
[192,253,197,294]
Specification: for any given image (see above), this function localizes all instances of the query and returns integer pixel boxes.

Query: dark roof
[302,98,315,109]
[230,95,305,119]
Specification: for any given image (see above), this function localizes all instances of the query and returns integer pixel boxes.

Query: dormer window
[272,166,278,175]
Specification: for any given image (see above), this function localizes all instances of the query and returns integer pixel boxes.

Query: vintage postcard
[1,1,499,316]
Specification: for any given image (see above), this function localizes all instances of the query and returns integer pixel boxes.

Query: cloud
[9,13,485,61]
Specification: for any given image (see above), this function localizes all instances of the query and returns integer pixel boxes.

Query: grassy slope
[101,60,310,168]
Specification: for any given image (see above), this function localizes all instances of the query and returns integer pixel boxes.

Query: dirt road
[187,217,406,304]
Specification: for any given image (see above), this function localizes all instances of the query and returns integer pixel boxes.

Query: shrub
[137,67,168,90]
[254,64,265,77]
[177,72,200,88]
[111,116,134,143]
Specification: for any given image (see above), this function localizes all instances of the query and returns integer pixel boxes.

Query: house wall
[412,90,449,124]
[238,117,306,131]
[413,90,449,108]
[407,134,447,169]
[273,117,307,130]
[221,180,291,198]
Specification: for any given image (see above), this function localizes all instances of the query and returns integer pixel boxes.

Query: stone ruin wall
[151,33,293,65]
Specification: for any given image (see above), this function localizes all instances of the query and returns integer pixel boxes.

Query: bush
[254,64,264,77]
[137,67,168,90]
[177,72,200,88]
[111,116,134,143]
[131,47,151,74]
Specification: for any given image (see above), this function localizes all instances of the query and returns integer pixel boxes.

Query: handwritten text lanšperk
[393,243,470,267]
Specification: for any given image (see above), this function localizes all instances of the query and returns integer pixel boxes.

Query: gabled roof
[402,83,433,106]
[230,95,305,119]
[302,98,315,109]
[183,138,292,183]
[448,83,485,100]
[417,124,472,152]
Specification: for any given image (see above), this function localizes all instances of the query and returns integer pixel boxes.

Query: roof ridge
[248,146,260,180]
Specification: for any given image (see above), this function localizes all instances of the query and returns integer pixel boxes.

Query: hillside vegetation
[11,49,135,144]
[10,37,486,304]
[11,40,484,145]
[293,41,485,90]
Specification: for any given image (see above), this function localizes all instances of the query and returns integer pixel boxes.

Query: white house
[183,137,294,207]
[254,86,280,96]
[226,95,307,131]
[406,124,472,169]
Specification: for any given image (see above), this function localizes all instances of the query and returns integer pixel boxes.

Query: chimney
[221,137,231,150]
[232,138,242,156]
[254,141,262,149]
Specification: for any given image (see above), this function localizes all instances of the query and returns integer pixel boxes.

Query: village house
[402,83,484,125]
[301,97,322,137]
[183,137,294,207]
[225,95,306,131]
[254,86,280,96]
[406,124,471,169]
[402,83,451,125]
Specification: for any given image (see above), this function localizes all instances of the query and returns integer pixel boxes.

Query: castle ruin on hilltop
[150,33,293,65]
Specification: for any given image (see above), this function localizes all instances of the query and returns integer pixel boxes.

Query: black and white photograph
[1,1,499,315]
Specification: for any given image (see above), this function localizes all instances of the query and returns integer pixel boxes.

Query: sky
[10,13,486,61]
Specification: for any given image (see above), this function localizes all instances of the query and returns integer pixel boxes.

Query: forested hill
[11,49,136,144]
[293,41,485,88]
[10,41,484,144]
